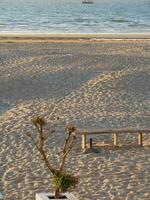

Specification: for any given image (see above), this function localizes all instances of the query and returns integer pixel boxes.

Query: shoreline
[0,33,150,43]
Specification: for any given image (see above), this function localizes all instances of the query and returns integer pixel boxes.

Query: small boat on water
[82,0,94,4]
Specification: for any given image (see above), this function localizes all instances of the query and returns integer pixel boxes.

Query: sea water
[0,0,150,33]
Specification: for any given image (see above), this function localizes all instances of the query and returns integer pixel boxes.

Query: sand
[0,37,150,200]
[0,33,150,43]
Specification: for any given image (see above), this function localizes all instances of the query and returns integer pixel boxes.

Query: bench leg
[89,138,93,149]
[138,132,143,146]
[82,133,87,149]
[114,133,119,146]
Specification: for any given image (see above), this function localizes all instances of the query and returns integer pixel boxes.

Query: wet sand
[0,33,150,43]
[0,38,150,200]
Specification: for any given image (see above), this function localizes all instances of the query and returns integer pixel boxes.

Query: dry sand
[0,38,150,200]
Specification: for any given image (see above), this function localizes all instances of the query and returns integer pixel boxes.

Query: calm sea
[0,0,150,33]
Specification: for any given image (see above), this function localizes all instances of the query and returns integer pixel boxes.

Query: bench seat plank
[78,128,150,135]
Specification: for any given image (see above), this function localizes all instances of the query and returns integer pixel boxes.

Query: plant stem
[55,188,60,199]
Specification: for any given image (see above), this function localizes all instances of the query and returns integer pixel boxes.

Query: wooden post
[138,132,143,146]
[113,133,119,146]
[89,138,93,149]
[82,132,87,149]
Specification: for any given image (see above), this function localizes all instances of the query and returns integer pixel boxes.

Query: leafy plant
[27,116,78,199]
[53,172,78,193]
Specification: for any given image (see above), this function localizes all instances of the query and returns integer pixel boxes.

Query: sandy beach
[0,36,150,200]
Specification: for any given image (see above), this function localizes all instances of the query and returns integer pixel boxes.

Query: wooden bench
[77,128,150,149]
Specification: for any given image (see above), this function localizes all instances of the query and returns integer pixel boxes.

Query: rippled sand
[0,40,150,200]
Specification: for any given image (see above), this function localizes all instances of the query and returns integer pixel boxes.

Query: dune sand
[0,38,150,200]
